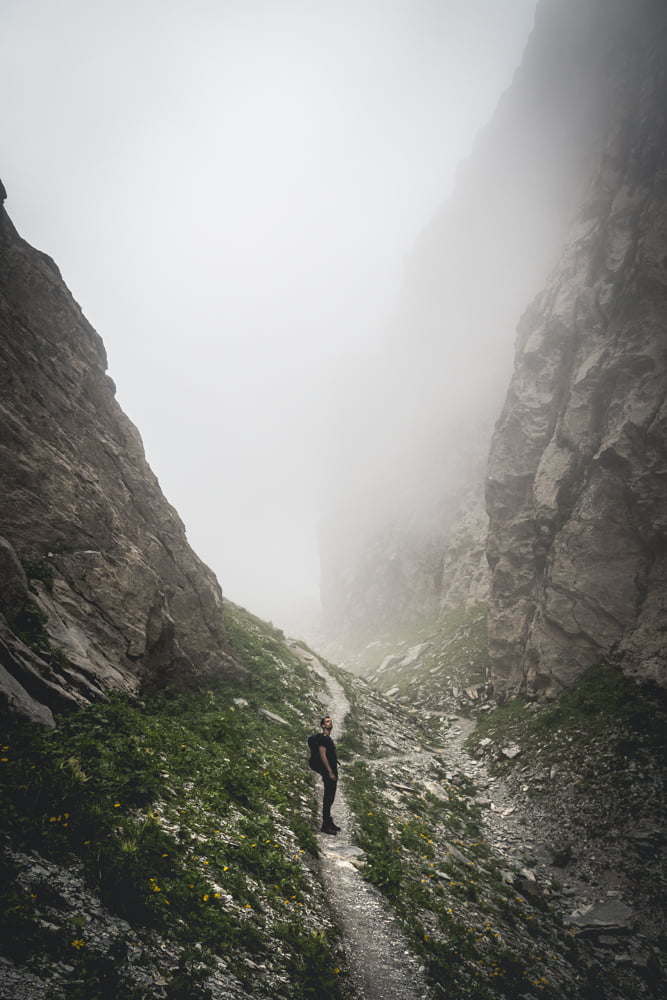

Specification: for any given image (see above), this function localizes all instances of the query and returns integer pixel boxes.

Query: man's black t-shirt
[319,733,338,776]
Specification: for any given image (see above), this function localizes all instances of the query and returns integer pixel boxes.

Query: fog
[1,0,537,634]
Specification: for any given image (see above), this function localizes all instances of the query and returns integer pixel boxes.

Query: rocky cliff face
[486,0,667,697]
[320,0,618,654]
[0,204,239,725]
[321,0,667,702]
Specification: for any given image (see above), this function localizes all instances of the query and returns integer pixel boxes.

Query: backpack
[307,732,323,771]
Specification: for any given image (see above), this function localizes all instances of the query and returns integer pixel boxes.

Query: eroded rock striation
[0,201,239,724]
[486,0,667,697]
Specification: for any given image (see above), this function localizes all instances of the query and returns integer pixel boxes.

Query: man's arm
[319,744,337,780]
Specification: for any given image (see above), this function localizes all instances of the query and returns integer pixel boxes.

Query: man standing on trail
[317,716,340,835]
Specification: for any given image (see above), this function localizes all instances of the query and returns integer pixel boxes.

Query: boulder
[566,900,634,933]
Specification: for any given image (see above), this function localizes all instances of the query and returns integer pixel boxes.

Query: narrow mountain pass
[295,650,432,1000]
[289,639,666,1000]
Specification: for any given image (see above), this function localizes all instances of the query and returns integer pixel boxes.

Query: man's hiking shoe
[329,820,341,831]
[320,822,338,835]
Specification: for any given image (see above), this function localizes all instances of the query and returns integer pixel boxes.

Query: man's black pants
[321,773,337,824]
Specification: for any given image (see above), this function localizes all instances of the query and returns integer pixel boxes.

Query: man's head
[320,716,333,732]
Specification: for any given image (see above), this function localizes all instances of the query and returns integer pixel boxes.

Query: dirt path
[287,645,667,1000]
[307,658,432,1000]
[295,648,565,998]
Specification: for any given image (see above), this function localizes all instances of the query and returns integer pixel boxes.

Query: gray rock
[566,899,635,932]
[0,537,31,621]
[0,210,244,718]
[377,655,400,674]
[485,4,667,698]
[400,643,430,667]
[0,658,55,727]
[317,0,622,658]
[442,841,474,866]
[258,708,289,725]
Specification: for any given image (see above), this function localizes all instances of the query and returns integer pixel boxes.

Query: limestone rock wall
[320,0,667,699]
[0,206,239,724]
[486,0,667,696]
[319,0,617,651]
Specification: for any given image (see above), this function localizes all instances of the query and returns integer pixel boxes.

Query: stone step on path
[309,659,432,1000]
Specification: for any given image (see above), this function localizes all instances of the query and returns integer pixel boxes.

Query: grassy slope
[0,602,344,1000]
[3,598,665,1000]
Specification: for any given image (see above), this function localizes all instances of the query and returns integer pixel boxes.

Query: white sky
[1,0,537,634]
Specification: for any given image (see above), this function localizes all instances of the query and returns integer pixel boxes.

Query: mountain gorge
[319,0,667,703]
[1,1,667,998]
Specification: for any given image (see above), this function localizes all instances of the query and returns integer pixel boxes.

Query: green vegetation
[343,759,404,899]
[3,606,664,1000]
[336,675,645,1000]
[0,602,344,1000]
[342,745,581,998]
[22,555,56,591]
[469,662,667,774]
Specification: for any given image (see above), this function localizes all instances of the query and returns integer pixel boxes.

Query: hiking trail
[306,656,432,1000]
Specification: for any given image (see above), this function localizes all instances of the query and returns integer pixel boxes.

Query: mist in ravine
[2,0,538,635]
